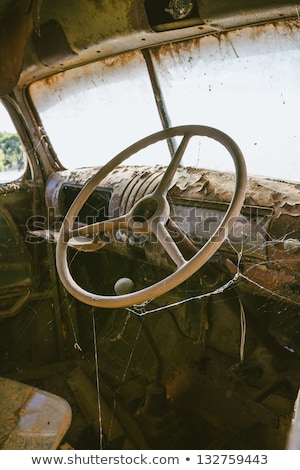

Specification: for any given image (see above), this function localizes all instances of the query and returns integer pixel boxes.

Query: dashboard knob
[114,277,134,295]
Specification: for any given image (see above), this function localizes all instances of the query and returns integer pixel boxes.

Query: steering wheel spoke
[155,132,192,197]
[68,235,107,252]
[154,220,187,268]
[66,215,128,240]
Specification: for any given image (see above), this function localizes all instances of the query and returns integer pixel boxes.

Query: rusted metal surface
[46,165,300,215]
[0,0,41,95]
[14,0,300,89]
[0,377,71,449]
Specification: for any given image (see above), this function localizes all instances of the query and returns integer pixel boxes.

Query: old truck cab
[1,0,300,451]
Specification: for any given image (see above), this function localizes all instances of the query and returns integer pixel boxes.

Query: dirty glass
[30,51,169,169]
[31,21,300,181]
[151,20,300,180]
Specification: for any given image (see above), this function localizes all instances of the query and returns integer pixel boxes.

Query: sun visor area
[0,0,41,96]
[1,0,300,96]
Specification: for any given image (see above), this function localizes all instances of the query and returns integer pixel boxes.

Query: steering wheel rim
[56,125,247,308]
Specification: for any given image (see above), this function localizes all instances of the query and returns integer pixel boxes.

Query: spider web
[77,233,300,448]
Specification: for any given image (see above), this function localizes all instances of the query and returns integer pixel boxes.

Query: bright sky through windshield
[0,103,15,133]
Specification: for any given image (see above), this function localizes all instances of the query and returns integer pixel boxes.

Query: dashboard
[39,164,300,305]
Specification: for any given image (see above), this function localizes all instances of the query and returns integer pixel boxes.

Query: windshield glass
[30,20,300,181]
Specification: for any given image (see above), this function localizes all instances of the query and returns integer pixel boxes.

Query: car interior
[1,0,300,450]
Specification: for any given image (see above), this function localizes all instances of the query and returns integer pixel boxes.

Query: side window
[0,101,25,183]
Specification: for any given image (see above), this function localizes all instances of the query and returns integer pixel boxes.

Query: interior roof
[0,0,299,96]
